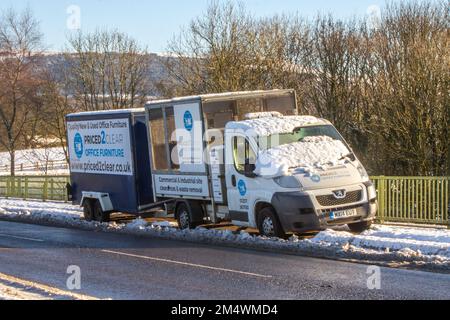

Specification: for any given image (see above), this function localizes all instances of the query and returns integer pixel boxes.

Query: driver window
[233,136,256,174]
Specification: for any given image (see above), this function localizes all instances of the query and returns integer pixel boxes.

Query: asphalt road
[0,220,449,300]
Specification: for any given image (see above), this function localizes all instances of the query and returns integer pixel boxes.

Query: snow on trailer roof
[145,89,294,106]
[226,115,330,137]
[66,108,145,118]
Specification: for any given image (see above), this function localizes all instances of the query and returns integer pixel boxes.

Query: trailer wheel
[83,200,94,222]
[93,200,111,223]
[257,207,286,239]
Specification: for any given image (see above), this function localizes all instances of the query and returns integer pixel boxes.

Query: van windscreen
[258,125,345,151]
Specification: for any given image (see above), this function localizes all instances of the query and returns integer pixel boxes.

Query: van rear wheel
[176,201,204,229]
[257,207,286,239]
[176,202,192,230]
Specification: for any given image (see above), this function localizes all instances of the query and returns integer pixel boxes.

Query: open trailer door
[147,99,211,201]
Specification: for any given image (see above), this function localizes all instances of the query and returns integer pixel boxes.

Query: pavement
[0,220,449,300]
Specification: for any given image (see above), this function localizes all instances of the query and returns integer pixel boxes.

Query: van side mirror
[244,163,257,178]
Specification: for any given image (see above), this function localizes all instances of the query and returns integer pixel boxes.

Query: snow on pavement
[0,282,51,300]
[0,198,448,269]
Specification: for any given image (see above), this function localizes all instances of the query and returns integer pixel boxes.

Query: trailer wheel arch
[80,192,114,213]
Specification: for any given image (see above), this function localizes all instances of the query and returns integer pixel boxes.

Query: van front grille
[316,190,362,207]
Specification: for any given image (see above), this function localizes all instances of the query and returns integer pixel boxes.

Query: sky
[0,0,405,53]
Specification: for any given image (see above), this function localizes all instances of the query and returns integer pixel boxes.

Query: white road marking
[0,233,44,242]
[0,272,100,300]
[101,249,273,279]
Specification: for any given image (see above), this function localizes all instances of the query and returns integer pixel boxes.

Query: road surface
[0,220,449,300]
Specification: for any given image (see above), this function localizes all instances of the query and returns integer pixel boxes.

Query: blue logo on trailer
[311,174,321,183]
[184,111,193,131]
[238,180,247,196]
[74,133,83,159]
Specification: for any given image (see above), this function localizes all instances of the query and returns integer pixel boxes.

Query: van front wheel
[257,207,286,239]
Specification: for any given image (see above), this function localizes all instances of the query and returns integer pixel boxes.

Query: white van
[145,90,377,237]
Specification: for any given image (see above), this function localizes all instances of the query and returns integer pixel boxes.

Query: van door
[133,115,154,208]
[226,134,258,226]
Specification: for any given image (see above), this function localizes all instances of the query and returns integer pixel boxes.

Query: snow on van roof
[145,89,293,105]
[66,108,145,118]
[226,115,330,137]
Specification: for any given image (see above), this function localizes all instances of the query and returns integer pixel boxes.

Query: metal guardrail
[0,175,449,226]
[0,175,70,202]
[372,176,449,226]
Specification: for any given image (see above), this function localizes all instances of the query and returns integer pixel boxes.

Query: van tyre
[176,202,203,230]
[348,220,372,233]
[176,202,192,229]
[93,200,110,223]
[257,207,286,239]
[83,200,93,222]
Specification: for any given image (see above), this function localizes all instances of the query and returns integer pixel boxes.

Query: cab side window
[232,136,256,174]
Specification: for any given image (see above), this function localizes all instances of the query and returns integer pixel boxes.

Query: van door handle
[231,175,237,187]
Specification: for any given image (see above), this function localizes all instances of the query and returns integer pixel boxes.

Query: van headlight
[274,176,302,189]
[367,182,377,200]
[357,163,369,181]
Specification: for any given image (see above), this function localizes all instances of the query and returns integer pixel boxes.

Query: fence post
[50,178,54,201]
[65,176,70,203]
[17,177,22,198]
[5,177,10,198]
[443,177,450,229]
[43,177,48,202]
[378,177,385,224]
[10,176,15,198]
[24,177,29,200]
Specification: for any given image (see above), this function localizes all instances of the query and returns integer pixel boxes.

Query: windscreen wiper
[339,152,356,161]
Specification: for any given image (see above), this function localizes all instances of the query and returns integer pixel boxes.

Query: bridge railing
[372,176,449,226]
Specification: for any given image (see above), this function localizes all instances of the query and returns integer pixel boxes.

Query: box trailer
[145,89,377,237]
[66,108,159,222]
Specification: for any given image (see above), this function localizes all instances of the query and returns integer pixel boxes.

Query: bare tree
[37,69,74,163]
[367,1,449,175]
[165,1,257,95]
[66,29,151,111]
[0,7,43,176]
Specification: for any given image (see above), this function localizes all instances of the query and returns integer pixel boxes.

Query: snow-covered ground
[0,147,68,176]
[0,198,448,271]
[0,282,51,300]
[0,271,98,300]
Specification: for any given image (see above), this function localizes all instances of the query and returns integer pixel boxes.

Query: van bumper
[271,190,377,234]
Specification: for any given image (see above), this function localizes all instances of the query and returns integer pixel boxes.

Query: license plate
[329,209,357,220]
